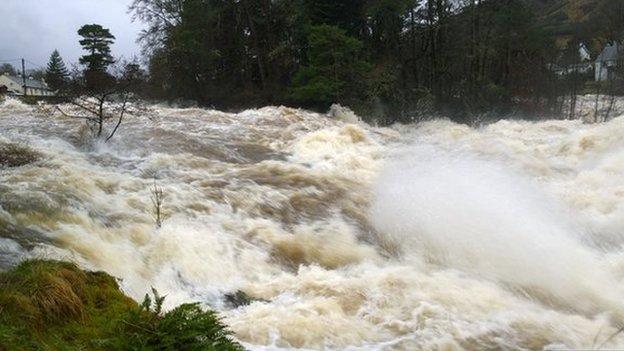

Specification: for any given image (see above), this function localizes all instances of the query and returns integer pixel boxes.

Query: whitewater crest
[2,97,624,350]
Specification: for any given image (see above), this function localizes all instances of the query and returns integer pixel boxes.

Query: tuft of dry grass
[0,261,91,325]
[30,269,85,321]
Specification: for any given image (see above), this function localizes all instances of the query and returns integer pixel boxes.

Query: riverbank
[0,259,243,351]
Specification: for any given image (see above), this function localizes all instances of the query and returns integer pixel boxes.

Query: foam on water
[2,99,624,349]
[371,144,624,320]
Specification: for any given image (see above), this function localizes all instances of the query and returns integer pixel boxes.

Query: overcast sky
[1,0,144,71]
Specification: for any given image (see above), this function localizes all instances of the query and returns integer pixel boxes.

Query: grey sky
[1,0,144,71]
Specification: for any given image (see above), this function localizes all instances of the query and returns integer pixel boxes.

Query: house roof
[596,42,622,62]
[1,74,51,90]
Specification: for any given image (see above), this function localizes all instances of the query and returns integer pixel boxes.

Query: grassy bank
[0,260,244,351]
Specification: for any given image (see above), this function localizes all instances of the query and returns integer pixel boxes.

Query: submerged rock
[0,142,40,168]
[224,290,268,308]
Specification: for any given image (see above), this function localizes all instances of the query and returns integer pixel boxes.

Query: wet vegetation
[0,260,244,351]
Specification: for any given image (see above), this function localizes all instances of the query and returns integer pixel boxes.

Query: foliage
[290,25,370,110]
[45,50,70,92]
[0,260,244,351]
[130,0,624,123]
[78,24,116,73]
[301,0,366,35]
[61,54,146,142]
[26,69,46,81]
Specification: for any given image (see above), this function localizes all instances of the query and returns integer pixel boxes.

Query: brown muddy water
[2,98,624,350]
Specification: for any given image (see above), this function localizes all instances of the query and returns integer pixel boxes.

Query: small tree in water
[59,63,143,142]
[57,25,145,143]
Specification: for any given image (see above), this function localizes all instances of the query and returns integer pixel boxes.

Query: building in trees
[0,74,55,96]
[0,64,17,76]
[550,44,593,76]
[595,42,623,81]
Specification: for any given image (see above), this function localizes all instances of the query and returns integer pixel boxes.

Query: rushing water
[2,98,624,350]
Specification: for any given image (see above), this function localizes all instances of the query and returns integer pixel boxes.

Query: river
[2,98,624,350]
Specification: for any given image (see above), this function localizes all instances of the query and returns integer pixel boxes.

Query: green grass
[0,260,245,351]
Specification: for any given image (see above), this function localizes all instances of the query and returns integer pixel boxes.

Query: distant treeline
[105,1,624,122]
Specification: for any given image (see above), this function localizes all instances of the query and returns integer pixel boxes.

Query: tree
[0,64,16,76]
[78,24,116,72]
[129,0,183,52]
[119,58,148,95]
[301,0,366,35]
[26,69,46,81]
[45,50,69,92]
[58,63,140,143]
[131,0,616,123]
[57,28,140,143]
[290,25,370,109]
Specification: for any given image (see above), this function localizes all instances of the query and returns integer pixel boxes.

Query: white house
[0,73,55,96]
[595,42,622,81]
[550,44,593,76]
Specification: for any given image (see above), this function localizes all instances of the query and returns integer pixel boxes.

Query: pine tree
[290,25,370,109]
[78,24,116,72]
[45,50,69,92]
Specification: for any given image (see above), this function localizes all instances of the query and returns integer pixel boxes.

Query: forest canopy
[130,0,624,124]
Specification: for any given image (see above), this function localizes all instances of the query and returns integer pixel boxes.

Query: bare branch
[70,100,100,117]
[55,106,99,122]
[105,95,129,142]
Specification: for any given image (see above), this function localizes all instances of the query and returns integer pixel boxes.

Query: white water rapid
[2,98,624,350]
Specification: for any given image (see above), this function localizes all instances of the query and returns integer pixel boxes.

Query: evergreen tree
[78,24,116,72]
[290,25,370,109]
[45,50,69,91]
[301,0,365,35]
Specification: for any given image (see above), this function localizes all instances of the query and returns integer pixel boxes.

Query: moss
[0,260,245,351]
[0,142,41,168]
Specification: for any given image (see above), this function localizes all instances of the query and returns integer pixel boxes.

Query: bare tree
[150,179,165,228]
[56,61,145,142]
[129,0,183,54]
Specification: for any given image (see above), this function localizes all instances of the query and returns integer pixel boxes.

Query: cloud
[0,0,144,70]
